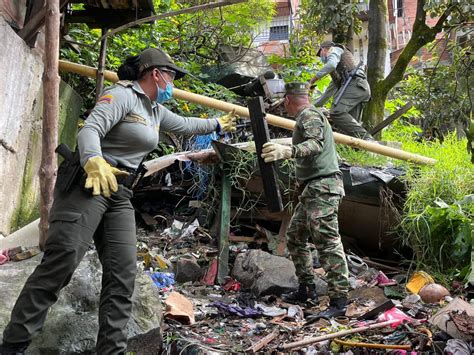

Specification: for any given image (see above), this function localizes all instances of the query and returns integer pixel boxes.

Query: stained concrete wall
[0,16,82,237]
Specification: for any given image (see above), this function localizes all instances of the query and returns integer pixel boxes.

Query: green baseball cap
[317,40,335,56]
[285,82,310,95]
[138,47,188,79]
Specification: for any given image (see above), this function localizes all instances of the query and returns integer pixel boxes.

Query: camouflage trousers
[286,175,349,297]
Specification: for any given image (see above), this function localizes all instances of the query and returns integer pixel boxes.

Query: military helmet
[285,82,310,96]
[138,48,188,79]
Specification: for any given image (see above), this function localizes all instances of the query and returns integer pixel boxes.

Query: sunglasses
[159,68,176,81]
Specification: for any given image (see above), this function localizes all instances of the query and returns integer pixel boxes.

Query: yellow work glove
[83,156,129,197]
[261,142,293,163]
[217,109,238,133]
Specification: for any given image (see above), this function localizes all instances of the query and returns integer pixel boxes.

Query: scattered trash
[149,272,175,288]
[222,277,241,291]
[208,301,264,318]
[164,291,195,325]
[406,271,434,294]
[418,283,450,303]
[444,338,472,355]
[429,297,474,341]
[377,307,413,327]
[200,259,218,286]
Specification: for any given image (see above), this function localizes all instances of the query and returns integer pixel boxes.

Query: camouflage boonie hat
[138,47,188,79]
[285,82,310,95]
[317,40,335,56]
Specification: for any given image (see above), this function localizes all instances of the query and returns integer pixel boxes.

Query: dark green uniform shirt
[292,106,340,181]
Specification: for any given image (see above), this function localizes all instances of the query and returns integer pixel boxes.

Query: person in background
[309,41,374,140]
[0,47,237,355]
[261,82,349,318]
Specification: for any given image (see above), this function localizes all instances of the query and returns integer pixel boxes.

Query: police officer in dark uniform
[309,41,374,140]
[0,47,237,355]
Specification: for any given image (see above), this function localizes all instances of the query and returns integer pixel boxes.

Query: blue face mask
[156,82,173,103]
[155,70,173,103]
[321,55,328,64]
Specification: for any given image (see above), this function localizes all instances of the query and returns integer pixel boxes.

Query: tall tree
[299,0,362,47]
[363,0,471,129]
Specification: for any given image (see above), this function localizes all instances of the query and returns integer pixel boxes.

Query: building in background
[253,0,299,56]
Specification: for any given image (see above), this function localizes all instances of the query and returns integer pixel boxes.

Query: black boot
[0,341,29,355]
[281,283,318,304]
[318,296,348,318]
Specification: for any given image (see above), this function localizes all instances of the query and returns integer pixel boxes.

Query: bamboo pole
[333,338,412,350]
[39,0,60,249]
[279,319,399,351]
[57,60,436,165]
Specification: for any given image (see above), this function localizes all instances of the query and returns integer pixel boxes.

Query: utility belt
[115,166,139,189]
[55,144,145,192]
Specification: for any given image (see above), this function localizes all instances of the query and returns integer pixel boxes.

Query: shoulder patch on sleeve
[97,94,113,104]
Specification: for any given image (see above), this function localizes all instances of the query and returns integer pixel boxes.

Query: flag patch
[98,94,113,104]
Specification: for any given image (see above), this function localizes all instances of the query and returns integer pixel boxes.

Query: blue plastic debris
[149,272,175,288]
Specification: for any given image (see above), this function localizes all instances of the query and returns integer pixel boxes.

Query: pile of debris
[133,206,474,354]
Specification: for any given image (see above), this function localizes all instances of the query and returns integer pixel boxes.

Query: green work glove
[217,109,238,133]
[84,156,129,197]
[261,142,293,163]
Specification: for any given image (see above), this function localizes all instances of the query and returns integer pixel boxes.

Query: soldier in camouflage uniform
[261,82,349,317]
[309,41,374,140]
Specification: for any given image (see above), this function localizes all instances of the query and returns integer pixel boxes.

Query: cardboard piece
[164,291,195,325]
[429,297,474,341]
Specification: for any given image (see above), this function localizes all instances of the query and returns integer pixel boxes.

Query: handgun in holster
[55,143,83,193]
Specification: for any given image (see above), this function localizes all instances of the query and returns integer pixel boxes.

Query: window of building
[397,0,403,17]
[269,25,289,41]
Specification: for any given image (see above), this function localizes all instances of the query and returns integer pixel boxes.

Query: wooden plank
[19,0,68,47]
[95,27,108,101]
[370,101,413,136]
[246,331,279,353]
[217,166,231,284]
[247,96,283,212]
[39,0,60,249]
[229,236,256,243]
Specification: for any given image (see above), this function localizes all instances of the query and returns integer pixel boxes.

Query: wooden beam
[247,97,283,212]
[18,0,67,47]
[95,27,108,101]
[370,101,413,136]
[39,0,60,249]
[217,166,231,284]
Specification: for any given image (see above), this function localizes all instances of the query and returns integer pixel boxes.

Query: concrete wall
[0,16,82,237]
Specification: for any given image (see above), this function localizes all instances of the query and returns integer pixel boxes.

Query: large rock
[0,251,162,354]
[174,255,203,283]
[232,250,299,296]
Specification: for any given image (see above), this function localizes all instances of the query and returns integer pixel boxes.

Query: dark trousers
[3,183,136,354]
[330,77,373,140]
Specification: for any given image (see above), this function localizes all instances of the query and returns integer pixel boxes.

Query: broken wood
[370,101,413,136]
[362,257,404,272]
[229,236,256,243]
[95,27,108,100]
[246,330,278,353]
[333,338,411,350]
[357,300,395,320]
[279,319,398,350]
[247,97,283,212]
[57,60,436,165]
[39,0,60,250]
[217,166,231,284]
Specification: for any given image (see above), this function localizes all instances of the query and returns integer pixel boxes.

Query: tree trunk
[364,0,450,132]
[39,0,60,250]
[364,0,388,129]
